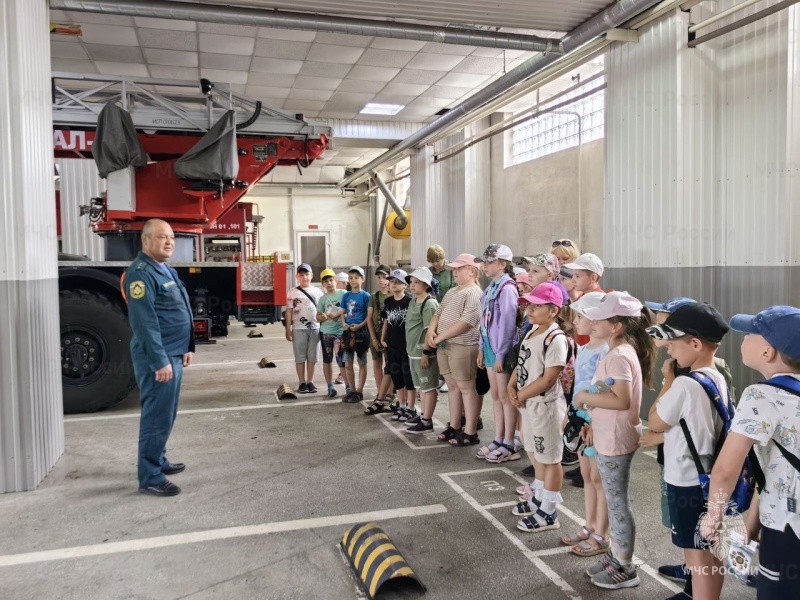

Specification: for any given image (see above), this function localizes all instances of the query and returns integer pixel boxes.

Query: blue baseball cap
[730,306,800,360]
[645,297,696,313]
[296,263,312,273]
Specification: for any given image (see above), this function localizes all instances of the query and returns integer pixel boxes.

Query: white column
[0,0,64,492]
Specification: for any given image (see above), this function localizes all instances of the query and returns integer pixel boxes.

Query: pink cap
[446,253,477,269]
[515,271,532,285]
[518,281,564,308]
[582,291,643,320]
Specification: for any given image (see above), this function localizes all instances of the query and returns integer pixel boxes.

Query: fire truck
[53,73,331,414]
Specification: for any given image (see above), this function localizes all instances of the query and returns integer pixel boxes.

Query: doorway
[294,230,330,279]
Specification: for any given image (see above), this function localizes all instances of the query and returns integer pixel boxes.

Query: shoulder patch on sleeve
[129,280,146,299]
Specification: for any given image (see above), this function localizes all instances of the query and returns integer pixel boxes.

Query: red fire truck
[53,73,330,413]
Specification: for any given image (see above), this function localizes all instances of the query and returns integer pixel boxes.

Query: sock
[611,547,633,569]
[540,490,563,515]
[533,479,545,502]
[421,417,432,423]
[503,438,514,453]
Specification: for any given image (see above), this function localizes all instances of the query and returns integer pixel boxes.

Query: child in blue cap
[701,306,800,599]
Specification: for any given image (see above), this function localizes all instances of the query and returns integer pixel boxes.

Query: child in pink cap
[575,291,657,590]
[507,282,571,533]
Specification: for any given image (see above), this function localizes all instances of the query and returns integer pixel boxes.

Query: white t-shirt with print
[656,368,728,487]
[516,322,568,405]
[285,286,324,330]
[730,375,800,536]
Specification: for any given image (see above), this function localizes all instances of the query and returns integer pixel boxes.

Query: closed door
[295,231,329,278]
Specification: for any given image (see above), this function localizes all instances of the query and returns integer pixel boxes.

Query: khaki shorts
[437,342,478,381]
[410,357,440,392]
[520,398,567,465]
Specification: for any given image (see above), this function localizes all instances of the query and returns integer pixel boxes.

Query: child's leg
[377,371,393,400]
[539,462,563,515]
[579,453,597,531]
[589,458,608,539]
[446,374,463,430]
[596,452,636,563]
[421,389,437,419]
[684,549,723,600]
[406,388,416,409]
[486,368,513,449]
[372,357,383,391]
[322,361,333,385]
[357,353,368,392]
[459,380,480,435]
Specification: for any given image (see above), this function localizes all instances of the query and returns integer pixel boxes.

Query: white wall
[249,189,372,268]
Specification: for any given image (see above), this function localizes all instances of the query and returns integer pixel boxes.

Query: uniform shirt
[382,295,411,349]
[656,368,728,487]
[124,252,194,371]
[285,286,323,331]
[516,322,568,405]
[405,296,439,359]
[731,376,800,536]
[434,284,482,346]
[317,290,346,335]
[431,267,454,302]
[342,290,371,325]
[590,343,643,456]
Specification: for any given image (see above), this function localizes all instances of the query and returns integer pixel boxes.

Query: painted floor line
[439,473,581,600]
[0,504,447,568]
[373,413,449,451]
[65,398,345,422]
[482,500,518,510]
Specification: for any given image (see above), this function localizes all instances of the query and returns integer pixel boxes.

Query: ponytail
[610,308,657,389]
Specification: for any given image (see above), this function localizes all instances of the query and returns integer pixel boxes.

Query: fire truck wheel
[60,289,137,413]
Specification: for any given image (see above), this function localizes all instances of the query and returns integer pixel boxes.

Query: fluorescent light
[360,103,405,116]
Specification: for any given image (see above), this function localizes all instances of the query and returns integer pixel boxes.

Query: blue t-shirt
[572,342,609,406]
[342,290,370,325]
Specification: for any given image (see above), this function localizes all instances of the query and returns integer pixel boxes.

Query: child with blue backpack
[701,306,800,599]
[646,302,732,600]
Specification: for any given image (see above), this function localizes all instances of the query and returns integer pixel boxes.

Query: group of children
[283,244,800,599]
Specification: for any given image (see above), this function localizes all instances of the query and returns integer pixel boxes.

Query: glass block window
[511,75,605,165]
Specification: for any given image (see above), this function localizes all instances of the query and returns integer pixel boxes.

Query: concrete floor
[0,322,757,600]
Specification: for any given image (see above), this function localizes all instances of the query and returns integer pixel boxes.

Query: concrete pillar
[0,0,64,492]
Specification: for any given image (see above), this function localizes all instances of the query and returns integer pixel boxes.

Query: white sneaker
[438,382,449,393]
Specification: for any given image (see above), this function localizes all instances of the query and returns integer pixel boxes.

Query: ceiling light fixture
[360,103,405,116]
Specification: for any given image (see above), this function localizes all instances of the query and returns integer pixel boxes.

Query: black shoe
[405,419,434,434]
[161,462,185,475]
[306,382,318,394]
[564,466,582,479]
[343,392,361,404]
[139,480,181,497]
[561,448,579,466]
[477,417,484,430]
[658,564,689,583]
[521,464,535,477]
[570,476,584,488]
[298,382,309,393]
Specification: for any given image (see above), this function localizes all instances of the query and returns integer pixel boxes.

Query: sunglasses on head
[552,240,573,248]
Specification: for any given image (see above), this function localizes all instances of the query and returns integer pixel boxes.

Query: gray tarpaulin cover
[174,110,238,181]
[92,101,148,179]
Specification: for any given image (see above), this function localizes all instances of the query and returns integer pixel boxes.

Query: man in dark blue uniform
[124,219,194,497]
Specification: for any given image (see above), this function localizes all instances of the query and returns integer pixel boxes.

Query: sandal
[437,426,461,442]
[503,443,521,461]
[363,400,388,415]
[517,509,560,533]
[485,447,511,463]
[571,535,610,557]
[475,441,500,459]
[449,432,480,446]
[561,526,593,546]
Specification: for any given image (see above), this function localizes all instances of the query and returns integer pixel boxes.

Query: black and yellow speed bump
[276,384,297,400]
[340,522,425,599]
[258,357,276,368]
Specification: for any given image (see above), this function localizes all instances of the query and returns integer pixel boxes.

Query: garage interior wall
[57,159,105,260]
[0,0,64,493]
[490,122,605,257]
[249,191,371,269]
[604,3,800,402]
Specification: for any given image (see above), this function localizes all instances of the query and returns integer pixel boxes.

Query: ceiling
[48,1,611,169]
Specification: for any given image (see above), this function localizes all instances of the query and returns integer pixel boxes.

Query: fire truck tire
[60,289,137,414]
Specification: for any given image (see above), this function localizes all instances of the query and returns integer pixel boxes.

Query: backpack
[678,371,756,514]
[751,376,800,491]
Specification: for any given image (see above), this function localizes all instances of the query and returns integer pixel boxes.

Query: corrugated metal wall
[604,3,800,408]
[0,0,65,493]
[57,159,105,260]
[409,120,491,267]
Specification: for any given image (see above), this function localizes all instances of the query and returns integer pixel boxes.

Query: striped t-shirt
[434,284,482,346]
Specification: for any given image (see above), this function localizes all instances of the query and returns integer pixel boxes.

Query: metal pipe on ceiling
[688,0,800,48]
[338,0,664,189]
[50,0,564,53]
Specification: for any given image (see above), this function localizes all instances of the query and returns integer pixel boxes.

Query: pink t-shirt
[590,343,643,456]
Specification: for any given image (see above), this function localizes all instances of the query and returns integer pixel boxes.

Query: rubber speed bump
[276,384,297,401]
[258,357,276,368]
[247,330,264,338]
[340,522,425,599]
